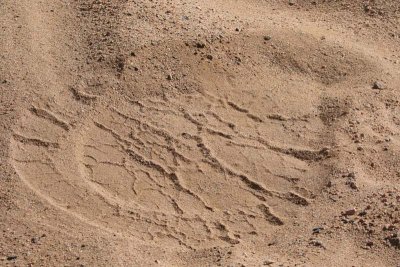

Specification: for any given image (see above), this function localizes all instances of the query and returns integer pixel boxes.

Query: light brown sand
[1,0,400,266]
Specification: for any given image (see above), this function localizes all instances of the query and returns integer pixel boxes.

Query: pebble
[386,234,400,248]
[263,259,274,265]
[372,81,386,90]
[383,225,396,231]
[309,239,325,248]
[196,42,206,49]
[343,172,356,179]
[6,256,17,261]
[343,208,357,216]
[348,181,358,190]
[312,227,324,234]
[358,210,367,216]
[263,35,272,41]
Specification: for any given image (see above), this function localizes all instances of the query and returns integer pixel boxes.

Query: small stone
[372,81,386,90]
[348,181,358,190]
[312,227,324,234]
[358,210,367,216]
[343,172,353,178]
[167,74,173,80]
[289,0,296,6]
[7,256,17,261]
[116,58,125,73]
[263,259,274,265]
[383,225,396,231]
[195,42,205,48]
[366,241,374,247]
[309,239,325,248]
[206,55,213,60]
[343,208,357,216]
[386,235,400,248]
[263,35,272,41]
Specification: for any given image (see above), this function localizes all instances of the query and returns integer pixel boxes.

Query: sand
[1,0,400,266]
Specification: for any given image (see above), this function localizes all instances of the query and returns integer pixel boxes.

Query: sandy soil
[1,0,400,266]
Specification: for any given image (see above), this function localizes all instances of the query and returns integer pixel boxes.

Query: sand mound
[1,0,400,266]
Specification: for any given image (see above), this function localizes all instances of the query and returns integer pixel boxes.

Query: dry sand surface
[1,0,400,266]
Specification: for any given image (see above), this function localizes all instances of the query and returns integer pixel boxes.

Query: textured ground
[1,0,400,266]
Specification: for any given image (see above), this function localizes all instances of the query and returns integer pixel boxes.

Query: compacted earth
[1,0,400,266]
